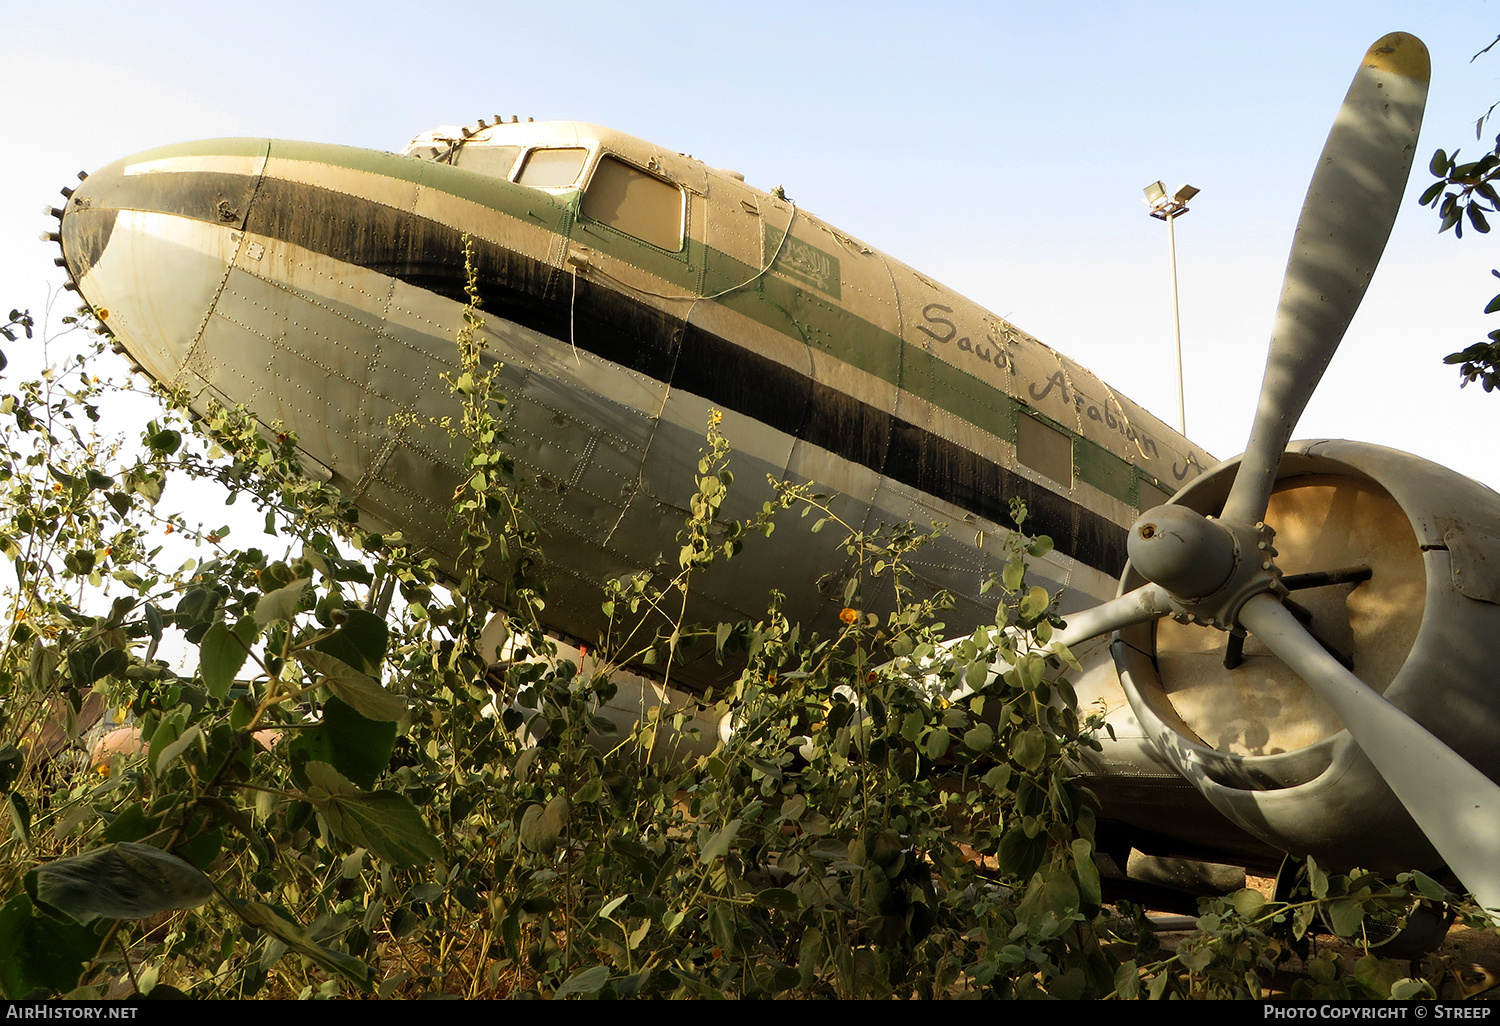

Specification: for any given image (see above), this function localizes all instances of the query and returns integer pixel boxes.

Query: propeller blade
[1239,593,1500,920]
[1054,582,1174,650]
[934,583,1172,705]
[1221,33,1429,526]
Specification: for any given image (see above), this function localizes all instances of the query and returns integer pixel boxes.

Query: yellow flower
[839,607,858,625]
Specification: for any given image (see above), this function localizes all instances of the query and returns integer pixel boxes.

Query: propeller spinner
[1053,33,1500,917]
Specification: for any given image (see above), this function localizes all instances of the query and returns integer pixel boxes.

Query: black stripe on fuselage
[99,169,1131,575]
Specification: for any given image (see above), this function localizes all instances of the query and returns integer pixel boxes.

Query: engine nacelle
[1110,440,1500,875]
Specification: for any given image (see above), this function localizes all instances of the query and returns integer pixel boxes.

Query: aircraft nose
[55,141,270,386]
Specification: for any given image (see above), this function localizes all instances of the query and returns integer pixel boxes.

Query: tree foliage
[1421,34,1500,390]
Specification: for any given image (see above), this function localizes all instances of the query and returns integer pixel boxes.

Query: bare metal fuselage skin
[56,121,1500,878]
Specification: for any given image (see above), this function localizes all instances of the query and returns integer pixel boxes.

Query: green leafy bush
[0,288,1490,999]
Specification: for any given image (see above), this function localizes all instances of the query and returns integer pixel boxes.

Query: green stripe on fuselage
[141,137,1162,511]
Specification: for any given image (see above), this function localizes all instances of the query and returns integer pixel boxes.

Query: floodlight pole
[1143,182,1199,437]
[1165,211,1185,436]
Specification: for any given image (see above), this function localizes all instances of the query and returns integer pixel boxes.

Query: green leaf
[962,722,994,753]
[33,842,213,923]
[311,609,388,676]
[199,622,249,701]
[101,804,161,845]
[699,818,742,864]
[1353,954,1405,999]
[1292,902,1316,941]
[1229,886,1267,919]
[981,763,1011,793]
[288,696,396,790]
[1328,898,1364,937]
[1410,870,1450,902]
[753,887,801,912]
[1016,867,1080,933]
[1391,977,1435,1000]
[90,647,127,681]
[152,723,203,776]
[0,747,21,791]
[1019,585,1049,620]
[1002,559,1024,593]
[553,964,610,999]
[1071,837,1102,907]
[146,710,185,775]
[0,892,99,998]
[998,827,1046,880]
[519,795,571,855]
[923,725,951,760]
[304,762,441,868]
[147,428,182,455]
[1306,856,1329,899]
[235,901,372,991]
[1012,727,1046,771]
[296,649,405,722]
[7,792,31,845]
[254,578,308,626]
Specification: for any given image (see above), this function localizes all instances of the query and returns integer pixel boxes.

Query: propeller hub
[1127,504,1237,600]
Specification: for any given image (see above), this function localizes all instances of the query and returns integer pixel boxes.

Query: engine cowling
[1110,439,1500,875]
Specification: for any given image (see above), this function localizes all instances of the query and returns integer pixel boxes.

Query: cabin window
[517,147,589,188]
[454,144,522,179]
[582,155,684,251]
[1016,415,1073,487]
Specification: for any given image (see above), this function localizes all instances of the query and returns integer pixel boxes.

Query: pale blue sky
[5,0,1500,485]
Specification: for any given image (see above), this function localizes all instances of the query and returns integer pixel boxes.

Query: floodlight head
[1172,183,1201,203]
[1143,180,1167,205]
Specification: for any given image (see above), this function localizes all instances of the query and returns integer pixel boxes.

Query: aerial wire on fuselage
[575,203,799,309]
[568,265,581,367]
[566,203,799,371]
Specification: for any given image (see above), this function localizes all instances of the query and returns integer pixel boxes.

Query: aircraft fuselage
[59,122,1208,672]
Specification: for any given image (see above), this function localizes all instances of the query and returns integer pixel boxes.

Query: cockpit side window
[581,155,684,252]
[516,147,589,188]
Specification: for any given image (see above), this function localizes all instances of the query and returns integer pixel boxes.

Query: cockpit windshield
[403,126,589,192]
[401,123,684,251]
[515,148,588,188]
[454,144,521,179]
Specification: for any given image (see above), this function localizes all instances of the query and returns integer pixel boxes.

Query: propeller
[1054,33,1500,917]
